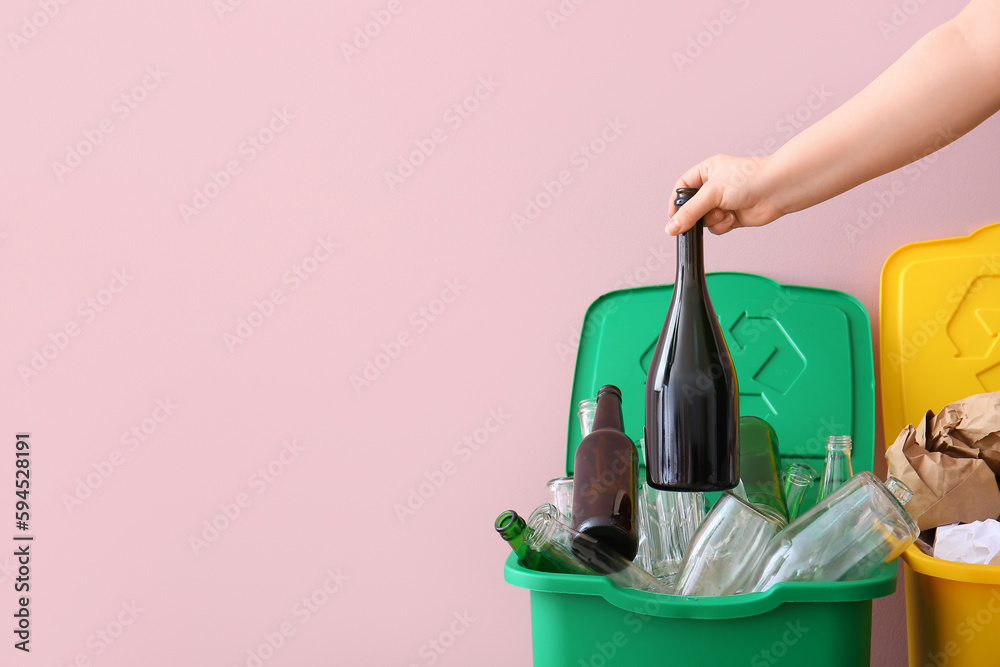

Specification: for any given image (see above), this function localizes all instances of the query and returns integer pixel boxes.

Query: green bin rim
[503,551,898,619]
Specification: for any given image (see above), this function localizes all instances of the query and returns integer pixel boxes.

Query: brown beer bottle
[570,385,638,561]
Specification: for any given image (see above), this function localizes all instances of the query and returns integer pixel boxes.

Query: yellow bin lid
[880,221,1000,575]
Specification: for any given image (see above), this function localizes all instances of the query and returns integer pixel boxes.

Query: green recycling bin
[502,272,897,666]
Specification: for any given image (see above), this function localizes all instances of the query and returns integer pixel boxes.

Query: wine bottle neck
[676,221,705,284]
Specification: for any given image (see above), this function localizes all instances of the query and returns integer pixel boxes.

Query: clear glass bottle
[545,477,574,523]
[527,505,670,594]
[746,472,918,593]
[635,482,706,587]
[571,385,638,561]
[578,398,597,438]
[783,462,819,520]
[673,492,786,596]
[546,399,599,525]
[818,435,854,501]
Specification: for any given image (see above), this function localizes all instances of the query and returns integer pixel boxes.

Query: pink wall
[3,0,998,665]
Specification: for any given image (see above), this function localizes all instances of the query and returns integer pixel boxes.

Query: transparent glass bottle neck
[751,502,788,529]
[578,398,597,438]
[784,462,819,487]
[885,477,914,505]
[826,435,852,452]
[525,504,560,548]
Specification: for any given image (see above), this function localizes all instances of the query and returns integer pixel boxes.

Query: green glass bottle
[739,416,789,520]
[495,509,586,574]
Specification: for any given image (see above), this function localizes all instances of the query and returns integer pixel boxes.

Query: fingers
[703,208,729,227]
[667,161,711,220]
[708,212,738,235]
[666,185,720,235]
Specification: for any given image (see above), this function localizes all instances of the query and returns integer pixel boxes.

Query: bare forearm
[768,6,1000,215]
[667,0,1000,236]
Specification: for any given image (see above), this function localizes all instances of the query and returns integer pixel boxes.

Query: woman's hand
[666,0,1000,238]
[666,154,785,236]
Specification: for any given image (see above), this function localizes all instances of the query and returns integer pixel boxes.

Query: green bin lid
[565,272,875,475]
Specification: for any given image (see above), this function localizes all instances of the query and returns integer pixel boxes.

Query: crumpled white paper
[933,520,1000,565]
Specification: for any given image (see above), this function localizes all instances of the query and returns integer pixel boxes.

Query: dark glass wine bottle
[570,385,638,561]
[644,188,739,492]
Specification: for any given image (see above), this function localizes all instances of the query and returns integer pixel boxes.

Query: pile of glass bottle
[495,385,919,597]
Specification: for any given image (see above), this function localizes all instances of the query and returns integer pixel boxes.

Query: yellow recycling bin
[880,221,1000,667]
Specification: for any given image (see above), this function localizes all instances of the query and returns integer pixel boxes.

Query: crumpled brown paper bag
[886,392,1000,530]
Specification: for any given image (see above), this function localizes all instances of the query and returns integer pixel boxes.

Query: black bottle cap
[597,384,621,401]
[675,188,698,207]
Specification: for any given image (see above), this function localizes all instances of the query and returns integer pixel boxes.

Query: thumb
[666,187,719,235]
